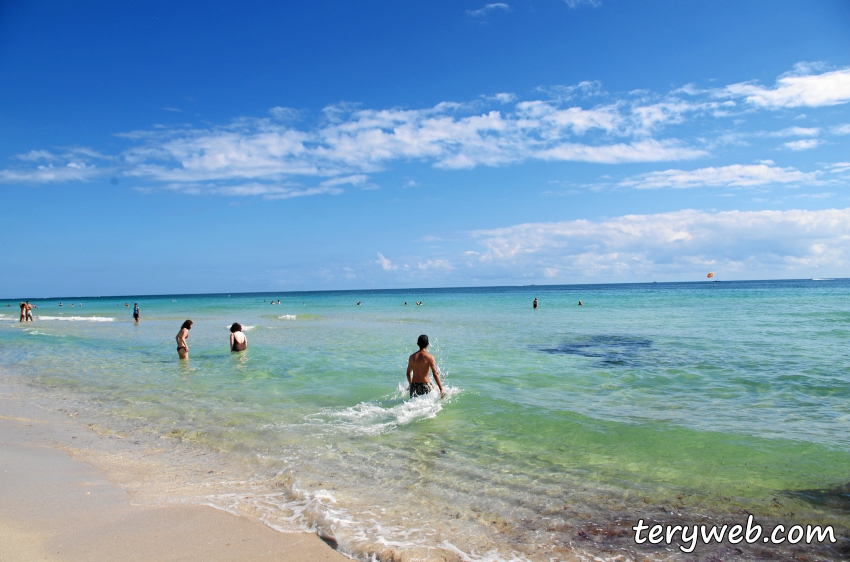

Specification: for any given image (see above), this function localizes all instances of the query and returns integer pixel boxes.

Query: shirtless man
[406,334,445,398]
[25,301,33,321]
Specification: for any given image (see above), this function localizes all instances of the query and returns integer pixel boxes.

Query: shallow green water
[2,280,849,559]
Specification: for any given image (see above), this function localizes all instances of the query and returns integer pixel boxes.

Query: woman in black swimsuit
[229,323,247,352]
[176,320,192,359]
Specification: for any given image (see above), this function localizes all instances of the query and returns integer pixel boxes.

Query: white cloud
[466,3,510,17]
[488,93,517,104]
[110,94,708,188]
[537,81,604,102]
[832,124,850,135]
[470,208,850,279]
[376,252,396,271]
[564,0,601,7]
[3,64,848,197]
[163,182,343,199]
[269,106,301,122]
[783,139,822,151]
[618,163,818,189]
[0,162,104,183]
[417,259,453,271]
[538,139,705,164]
[767,126,821,137]
[16,150,57,162]
[320,174,368,187]
[723,66,850,109]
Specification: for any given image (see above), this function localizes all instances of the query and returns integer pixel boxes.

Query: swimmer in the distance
[406,334,445,398]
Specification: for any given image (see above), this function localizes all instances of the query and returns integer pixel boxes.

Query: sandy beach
[0,391,349,562]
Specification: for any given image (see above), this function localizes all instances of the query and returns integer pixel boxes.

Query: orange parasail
[707,272,715,279]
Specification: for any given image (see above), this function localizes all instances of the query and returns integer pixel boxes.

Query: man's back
[406,334,445,398]
[407,349,436,384]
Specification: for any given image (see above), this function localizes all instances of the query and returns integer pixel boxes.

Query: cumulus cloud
[376,252,396,271]
[618,163,819,189]
[783,139,822,151]
[470,208,850,279]
[723,66,850,109]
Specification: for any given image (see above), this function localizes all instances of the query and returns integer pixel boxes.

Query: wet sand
[0,397,349,562]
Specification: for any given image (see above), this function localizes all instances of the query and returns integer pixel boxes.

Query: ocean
[2,280,849,560]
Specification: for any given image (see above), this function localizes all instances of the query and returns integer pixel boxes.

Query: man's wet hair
[417,334,429,349]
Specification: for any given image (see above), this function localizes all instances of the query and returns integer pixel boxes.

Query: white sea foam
[279,314,297,320]
[440,541,533,562]
[37,316,115,322]
[225,325,255,331]
[811,278,835,281]
[308,383,459,436]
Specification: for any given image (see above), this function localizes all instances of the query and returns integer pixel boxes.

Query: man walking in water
[406,335,445,398]
[133,303,140,323]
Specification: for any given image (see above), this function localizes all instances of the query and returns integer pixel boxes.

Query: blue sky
[2,0,850,296]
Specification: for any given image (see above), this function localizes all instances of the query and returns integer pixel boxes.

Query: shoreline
[4,373,848,562]
[0,387,350,562]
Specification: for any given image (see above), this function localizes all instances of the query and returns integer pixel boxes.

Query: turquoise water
[2,280,849,560]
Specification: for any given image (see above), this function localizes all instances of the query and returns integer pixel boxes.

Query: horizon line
[2,277,844,302]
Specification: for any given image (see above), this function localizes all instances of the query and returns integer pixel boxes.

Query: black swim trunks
[410,382,431,397]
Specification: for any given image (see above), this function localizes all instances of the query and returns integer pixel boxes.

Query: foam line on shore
[36,316,115,322]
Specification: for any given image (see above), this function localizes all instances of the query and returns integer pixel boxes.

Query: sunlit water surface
[2,280,849,560]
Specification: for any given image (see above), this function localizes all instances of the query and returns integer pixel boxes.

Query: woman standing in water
[176,320,193,359]
[229,323,247,352]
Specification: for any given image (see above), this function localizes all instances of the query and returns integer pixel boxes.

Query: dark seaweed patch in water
[538,335,652,366]
[785,482,850,513]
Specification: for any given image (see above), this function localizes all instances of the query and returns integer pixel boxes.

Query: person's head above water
[417,334,429,349]
[230,322,242,333]
[181,320,193,330]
